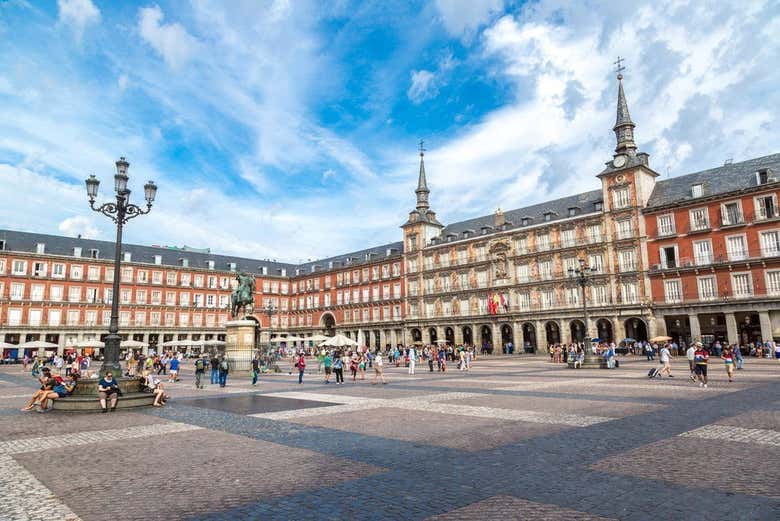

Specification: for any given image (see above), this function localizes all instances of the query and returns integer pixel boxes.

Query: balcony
[720,211,747,227]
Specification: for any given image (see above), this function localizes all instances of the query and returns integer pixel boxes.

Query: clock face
[613,155,626,168]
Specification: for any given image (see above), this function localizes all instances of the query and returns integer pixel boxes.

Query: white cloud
[57,0,100,42]
[435,0,503,38]
[58,215,99,239]
[138,4,198,69]
[117,74,129,92]
[321,169,336,183]
[408,69,437,104]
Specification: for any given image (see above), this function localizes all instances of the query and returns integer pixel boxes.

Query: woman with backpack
[218,356,229,387]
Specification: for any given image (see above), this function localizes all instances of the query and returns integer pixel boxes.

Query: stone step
[53,392,157,412]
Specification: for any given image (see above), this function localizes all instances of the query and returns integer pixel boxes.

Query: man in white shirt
[686,344,696,381]
[408,346,417,375]
[658,343,673,377]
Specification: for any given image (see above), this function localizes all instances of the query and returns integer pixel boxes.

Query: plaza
[1,355,778,520]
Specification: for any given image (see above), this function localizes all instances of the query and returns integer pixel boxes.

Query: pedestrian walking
[686,343,696,381]
[218,356,229,387]
[168,356,180,383]
[721,346,735,382]
[658,344,673,377]
[323,351,333,383]
[251,356,260,386]
[194,355,206,389]
[210,353,220,384]
[693,342,709,388]
[372,352,387,385]
[333,352,344,384]
[408,346,417,375]
[733,344,744,370]
[295,351,306,384]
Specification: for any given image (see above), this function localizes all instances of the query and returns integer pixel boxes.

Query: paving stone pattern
[0,357,778,520]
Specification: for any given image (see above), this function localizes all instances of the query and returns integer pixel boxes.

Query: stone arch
[480,325,492,348]
[320,312,336,336]
[569,319,587,343]
[596,318,614,343]
[428,327,438,344]
[624,317,648,342]
[500,323,513,347]
[462,326,473,346]
[522,322,537,353]
[545,321,561,345]
[410,328,422,343]
[444,327,455,345]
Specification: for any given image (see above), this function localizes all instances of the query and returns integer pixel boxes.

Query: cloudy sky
[1,0,778,262]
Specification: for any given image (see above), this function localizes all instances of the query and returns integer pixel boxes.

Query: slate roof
[646,153,780,209]
[0,229,403,277]
[435,189,604,242]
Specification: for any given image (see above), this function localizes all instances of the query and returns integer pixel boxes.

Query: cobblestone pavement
[1,356,778,520]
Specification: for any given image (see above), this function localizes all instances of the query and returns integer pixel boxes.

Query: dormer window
[207,260,215,270]
[180,258,189,267]
[462,231,471,239]
[594,202,603,212]
[757,169,770,185]
[73,247,82,257]
[521,217,530,226]
[568,208,577,217]
[36,243,45,254]
[123,252,132,262]
[154,254,162,265]
[691,184,703,198]
[0,240,5,250]
[90,249,100,259]
[543,213,552,222]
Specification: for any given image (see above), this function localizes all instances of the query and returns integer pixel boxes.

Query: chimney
[494,208,505,228]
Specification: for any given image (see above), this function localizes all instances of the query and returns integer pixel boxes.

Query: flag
[500,293,508,313]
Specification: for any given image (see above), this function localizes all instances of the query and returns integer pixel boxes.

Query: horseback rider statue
[230,272,255,318]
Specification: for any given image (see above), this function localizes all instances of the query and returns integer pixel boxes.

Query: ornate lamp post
[85,157,157,377]
[568,258,600,367]
[262,302,277,351]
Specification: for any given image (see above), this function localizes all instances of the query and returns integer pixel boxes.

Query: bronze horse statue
[230,272,255,318]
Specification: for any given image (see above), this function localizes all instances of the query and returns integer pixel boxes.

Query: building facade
[1,75,779,357]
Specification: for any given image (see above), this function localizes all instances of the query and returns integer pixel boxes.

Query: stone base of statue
[225,320,256,372]
[568,351,608,369]
[53,377,156,412]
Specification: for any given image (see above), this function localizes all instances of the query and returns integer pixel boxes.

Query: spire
[613,57,636,155]
[415,139,430,211]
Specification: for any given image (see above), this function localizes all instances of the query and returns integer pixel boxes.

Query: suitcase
[647,367,660,378]
[614,359,620,368]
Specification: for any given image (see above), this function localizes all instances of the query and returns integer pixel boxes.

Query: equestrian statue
[230,272,256,318]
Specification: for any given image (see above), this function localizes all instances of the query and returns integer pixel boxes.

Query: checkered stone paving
[1,357,778,520]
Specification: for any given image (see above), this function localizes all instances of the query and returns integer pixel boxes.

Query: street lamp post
[85,157,157,377]
[568,258,600,367]
[262,302,277,358]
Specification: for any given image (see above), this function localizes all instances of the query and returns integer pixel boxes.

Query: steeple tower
[613,58,637,156]
[415,140,430,212]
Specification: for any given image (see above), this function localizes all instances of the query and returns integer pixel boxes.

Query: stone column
[390,329,397,347]
[649,314,666,338]
[512,322,522,355]
[689,314,701,342]
[535,320,545,350]
[562,319,572,344]
[725,313,738,345]
[436,326,445,346]
[491,323,502,354]
[454,325,463,345]
[758,311,772,342]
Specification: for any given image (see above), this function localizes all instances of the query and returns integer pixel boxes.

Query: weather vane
[614,56,625,80]
[418,139,426,156]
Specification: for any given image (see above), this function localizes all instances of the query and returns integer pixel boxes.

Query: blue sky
[1,0,779,262]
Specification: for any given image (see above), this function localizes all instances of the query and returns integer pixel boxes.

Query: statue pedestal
[225,320,256,372]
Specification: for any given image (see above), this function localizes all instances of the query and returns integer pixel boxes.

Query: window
[136,290,147,305]
[592,285,608,305]
[151,312,162,326]
[48,309,62,326]
[104,269,113,282]
[721,201,743,225]
[102,311,111,325]
[0,259,5,274]
[87,265,100,280]
[70,265,83,280]
[30,309,43,326]
[726,235,747,261]
[693,240,713,265]
[568,208,577,217]
[152,271,163,284]
[89,248,100,259]
[69,286,82,302]
[181,273,191,286]
[134,312,146,326]
[67,310,80,326]
[521,217,530,226]
[85,311,97,325]
[594,201,603,212]
[194,275,204,288]
[30,284,44,301]
[7,308,22,326]
[393,282,401,298]
[73,247,82,258]
[86,287,98,303]
[179,313,189,326]
[541,289,556,308]
[731,272,753,298]
[206,294,216,308]
[561,228,575,248]
[612,187,630,209]
[766,270,780,296]
[664,280,682,302]
[587,224,602,243]
[543,212,552,222]
[760,231,780,256]
[10,282,24,300]
[565,287,579,306]
[689,208,709,231]
[166,272,177,285]
[757,169,770,185]
[616,219,633,239]
[515,237,527,254]
[136,270,148,283]
[50,285,63,302]
[11,260,27,275]
[691,184,703,198]
[563,257,578,277]
[516,264,529,282]
[103,288,112,304]
[754,194,777,220]
[119,311,130,326]
[660,245,678,269]
[120,289,131,304]
[619,249,636,272]
[697,276,717,300]
[166,292,176,306]
[392,262,401,276]
[517,292,530,310]
[121,267,133,283]
[122,252,131,262]
[588,253,604,273]
[536,233,550,251]
[32,261,47,277]
[154,255,162,265]
[621,282,638,304]
[657,214,675,236]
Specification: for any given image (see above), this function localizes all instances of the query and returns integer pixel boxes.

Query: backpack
[220,360,229,371]
[195,359,204,371]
